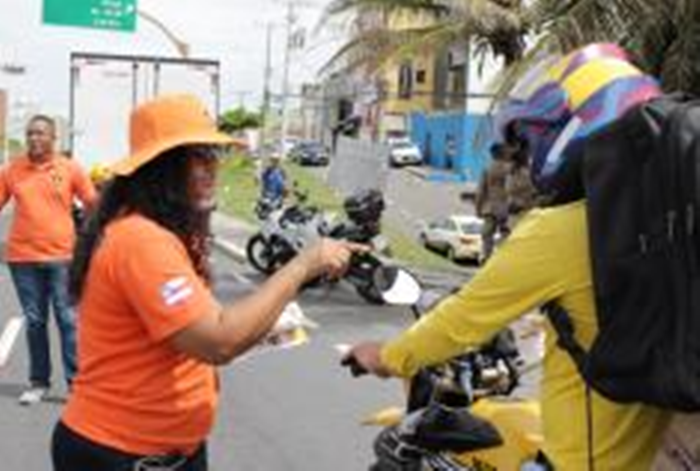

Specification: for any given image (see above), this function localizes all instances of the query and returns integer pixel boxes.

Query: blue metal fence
[410,111,493,183]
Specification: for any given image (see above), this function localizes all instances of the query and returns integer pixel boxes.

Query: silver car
[420,215,484,263]
[388,138,422,167]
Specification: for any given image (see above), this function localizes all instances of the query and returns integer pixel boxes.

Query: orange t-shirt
[62,214,220,456]
[0,154,97,262]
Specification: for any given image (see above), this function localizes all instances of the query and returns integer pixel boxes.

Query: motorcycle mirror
[375,267,422,305]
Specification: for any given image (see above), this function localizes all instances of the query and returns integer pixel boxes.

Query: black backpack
[547,93,700,411]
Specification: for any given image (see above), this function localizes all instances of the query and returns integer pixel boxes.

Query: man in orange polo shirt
[0,115,97,405]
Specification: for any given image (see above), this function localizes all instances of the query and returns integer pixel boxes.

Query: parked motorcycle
[246,189,327,275]
[328,188,391,303]
[246,188,393,303]
[253,195,284,221]
[342,271,546,470]
[328,188,387,249]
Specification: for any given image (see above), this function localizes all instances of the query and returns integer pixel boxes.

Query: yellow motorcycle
[342,269,547,471]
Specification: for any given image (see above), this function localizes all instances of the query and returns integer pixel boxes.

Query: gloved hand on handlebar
[294,238,369,281]
[341,341,395,378]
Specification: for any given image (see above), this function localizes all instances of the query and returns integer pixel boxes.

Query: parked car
[419,215,484,263]
[290,141,330,166]
[282,137,300,157]
[388,137,422,167]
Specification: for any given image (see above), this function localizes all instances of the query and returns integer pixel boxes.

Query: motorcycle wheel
[369,461,420,471]
[371,427,423,471]
[246,234,277,275]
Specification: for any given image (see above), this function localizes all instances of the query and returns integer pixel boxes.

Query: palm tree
[527,0,700,94]
[321,0,700,94]
[320,0,527,73]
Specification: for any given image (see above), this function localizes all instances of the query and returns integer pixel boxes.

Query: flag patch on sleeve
[161,276,194,307]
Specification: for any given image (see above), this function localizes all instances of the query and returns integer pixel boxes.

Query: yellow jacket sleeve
[381,204,583,377]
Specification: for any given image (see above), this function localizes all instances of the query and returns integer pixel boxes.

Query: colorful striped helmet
[496,43,661,197]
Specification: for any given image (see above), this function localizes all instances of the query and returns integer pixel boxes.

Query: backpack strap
[542,302,589,377]
[542,301,595,471]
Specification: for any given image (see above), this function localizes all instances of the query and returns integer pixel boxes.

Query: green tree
[322,0,700,94]
[219,107,262,134]
[321,0,526,72]
[527,0,700,94]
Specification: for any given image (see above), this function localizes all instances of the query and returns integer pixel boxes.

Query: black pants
[52,421,208,471]
[481,214,509,261]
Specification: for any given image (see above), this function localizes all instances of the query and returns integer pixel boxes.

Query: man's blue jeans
[9,262,77,388]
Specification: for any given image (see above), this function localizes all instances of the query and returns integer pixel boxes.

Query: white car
[281,137,300,158]
[388,138,422,167]
[420,215,484,263]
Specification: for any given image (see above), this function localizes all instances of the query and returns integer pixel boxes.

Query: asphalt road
[384,167,474,239]
[209,260,426,471]
[0,234,441,470]
[307,164,473,240]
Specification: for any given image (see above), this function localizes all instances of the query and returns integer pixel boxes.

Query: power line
[267,89,497,102]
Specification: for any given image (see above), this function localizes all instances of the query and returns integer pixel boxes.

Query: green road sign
[43,0,137,32]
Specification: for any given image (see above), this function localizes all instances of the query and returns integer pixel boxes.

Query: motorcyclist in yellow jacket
[344,44,671,471]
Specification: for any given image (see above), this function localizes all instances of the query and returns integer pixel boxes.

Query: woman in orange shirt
[51,95,359,470]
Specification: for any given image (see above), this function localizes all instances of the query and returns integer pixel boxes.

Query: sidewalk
[210,211,254,263]
[404,166,479,195]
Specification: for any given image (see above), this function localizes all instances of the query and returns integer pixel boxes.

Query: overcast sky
[0,0,343,120]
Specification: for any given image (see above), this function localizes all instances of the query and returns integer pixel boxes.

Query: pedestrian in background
[505,143,539,229]
[260,154,288,203]
[0,115,97,405]
[445,134,457,170]
[474,143,511,261]
[52,95,361,470]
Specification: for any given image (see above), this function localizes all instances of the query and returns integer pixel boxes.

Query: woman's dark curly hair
[70,146,213,302]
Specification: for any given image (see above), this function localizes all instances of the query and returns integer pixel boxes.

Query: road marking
[0,317,24,368]
[334,343,351,355]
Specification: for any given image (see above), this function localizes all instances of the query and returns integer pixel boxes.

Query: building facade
[316,9,502,182]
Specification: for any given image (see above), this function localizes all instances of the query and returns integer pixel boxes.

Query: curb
[210,214,473,287]
[212,236,248,264]
[404,167,478,195]
[212,234,473,291]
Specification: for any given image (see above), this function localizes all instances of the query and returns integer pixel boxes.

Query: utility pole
[137,10,190,58]
[263,0,312,154]
[259,23,274,156]
[280,1,296,152]
[0,63,28,164]
[463,37,471,118]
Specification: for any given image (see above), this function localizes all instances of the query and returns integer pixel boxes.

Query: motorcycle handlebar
[340,354,368,377]
[344,252,377,278]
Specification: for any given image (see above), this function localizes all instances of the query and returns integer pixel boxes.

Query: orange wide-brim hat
[111,94,247,176]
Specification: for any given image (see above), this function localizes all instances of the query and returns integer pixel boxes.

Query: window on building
[449,71,466,108]
[398,62,413,100]
[416,69,426,84]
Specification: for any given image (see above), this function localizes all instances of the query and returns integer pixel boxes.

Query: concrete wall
[410,111,494,183]
[326,136,389,196]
